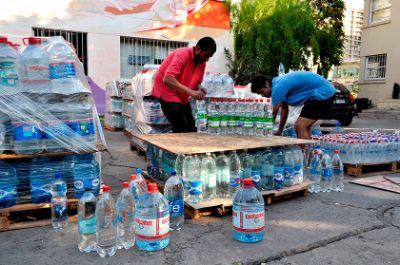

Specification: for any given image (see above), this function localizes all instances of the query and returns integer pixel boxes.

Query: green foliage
[227,0,345,84]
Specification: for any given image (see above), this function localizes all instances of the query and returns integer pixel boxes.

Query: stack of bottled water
[201,73,234,98]
[195,97,273,137]
[318,132,400,164]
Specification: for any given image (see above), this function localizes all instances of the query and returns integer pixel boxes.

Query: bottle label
[78,216,96,235]
[207,116,220,128]
[196,112,207,128]
[0,187,17,200]
[68,119,95,136]
[310,168,320,175]
[256,117,264,129]
[21,64,50,83]
[220,116,228,128]
[168,199,184,218]
[333,168,343,175]
[135,215,170,240]
[230,175,240,187]
[238,117,245,128]
[49,62,76,80]
[52,202,68,222]
[12,123,42,141]
[243,118,253,129]
[228,116,237,127]
[233,209,265,233]
[189,180,202,195]
[321,168,332,178]
[31,183,52,194]
[0,61,18,87]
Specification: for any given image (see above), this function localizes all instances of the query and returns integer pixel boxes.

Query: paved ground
[1,119,400,265]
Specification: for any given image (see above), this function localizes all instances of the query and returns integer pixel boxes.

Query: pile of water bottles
[318,132,400,164]
[201,72,235,98]
[195,97,274,136]
[0,153,100,209]
[0,35,100,154]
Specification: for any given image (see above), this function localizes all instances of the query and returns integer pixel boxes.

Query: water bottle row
[0,36,88,94]
[195,98,273,136]
[105,113,124,129]
[317,132,400,164]
[0,153,100,209]
[307,149,344,193]
[201,72,235,98]
[106,98,123,113]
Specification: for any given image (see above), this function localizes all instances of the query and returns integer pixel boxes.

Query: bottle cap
[136,168,142,174]
[0,36,8,44]
[171,171,177,176]
[27,37,40,45]
[103,185,110,192]
[243,178,254,188]
[314,150,319,155]
[147,182,158,193]
[334,150,340,154]
[122,182,129,188]
[130,174,136,180]
[55,172,62,179]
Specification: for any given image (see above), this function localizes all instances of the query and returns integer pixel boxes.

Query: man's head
[251,74,272,97]
[194,37,216,64]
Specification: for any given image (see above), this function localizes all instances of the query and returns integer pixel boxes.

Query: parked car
[322,82,357,126]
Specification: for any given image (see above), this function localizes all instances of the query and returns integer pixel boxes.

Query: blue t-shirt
[271,71,335,106]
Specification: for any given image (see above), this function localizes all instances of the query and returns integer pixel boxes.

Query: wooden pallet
[104,125,124,132]
[345,161,398,177]
[0,199,78,232]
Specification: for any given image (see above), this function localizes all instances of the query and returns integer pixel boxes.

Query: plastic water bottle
[135,182,170,251]
[51,173,68,230]
[320,152,333,192]
[164,171,184,231]
[207,99,219,134]
[73,154,100,199]
[264,98,273,137]
[0,36,19,89]
[201,153,217,201]
[278,63,285,76]
[196,100,207,133]
[293,146,304,185]
[96,185,117,258]
[115,182,135,250]
[273,150,285,190]
[175,154,187,198]
[283,148,295,186]
[332,150,344,192]
[261,149,274,190]
[184,154,202,204]
[252,152,263,189]
[216,152,230,198]
[228,151,241,196]
[233,178,265,243]
[240,151,253,182]
[129,174,141,205]
[19,37,51,93]
[30,158,53,203]
[308,150,321,193]
[78,187,97,253]
[0,161,17,209]
[227,99,237,135]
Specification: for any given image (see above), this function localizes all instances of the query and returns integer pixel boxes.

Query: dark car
[322,82,357,126]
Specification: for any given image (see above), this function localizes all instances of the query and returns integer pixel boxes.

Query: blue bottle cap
[171,170,177,176]
[136,168,142,174]
[55,172,62,179]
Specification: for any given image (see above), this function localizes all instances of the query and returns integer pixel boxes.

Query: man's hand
[190,89,205,100]
[198,85,207,95]
[274,129,283,136]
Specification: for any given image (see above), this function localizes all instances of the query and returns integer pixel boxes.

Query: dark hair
[196,37,216,53]
[251,74,271,93]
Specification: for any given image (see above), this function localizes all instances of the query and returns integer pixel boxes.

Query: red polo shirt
[152,47,206,104]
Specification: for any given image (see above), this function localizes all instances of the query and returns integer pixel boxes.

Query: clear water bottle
[207,99,219,134]
[218,99,228,135]
[164,170,184,231]
[278,62,285,76]
[320,152,333,192]
[252,152,263,190]
[227,99,237,135]
[96,185,117,258]
[19,37,51,93]
[0,36,19,89]
[308,150,321,193]
[185,154,202,204]
[292,146,304,185]
[237,99,246,135]
[51,172,68,230]
[78,187,97,253]
[216,152,230,198]
[196,100,207,133]
[175,154,187,198]
[73,154,100,199]
[264,98,273,137]
[240,150,253,182]
[255,100,264,137]
[332,150,344,192]
[273,149,285,190]
[228,151,241,197]
[129,174,141,205]
[115,182,135,250]
[201,153,217,201]
[261,149,274,190]
[283,148,295,186]
[0,161,17,209]
[135,183,170,251]
[233,178,265,243]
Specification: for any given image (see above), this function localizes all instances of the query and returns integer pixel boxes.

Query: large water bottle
[283,148,295,186]
[115,182,135,250]
[129,174,141,205]
[320,152,333,192]
[135,182,170,251]
[252,152,263,190]
[78,187,97,253]
[0,161,17,209]
[232,178,265,243]
[0,36,19,89]
[228,151,241,197]
[19,37,51,93]
[278,63,285,76]
[196,100,207,133]
[185,154,202,204]
[261,149,274,190]
[308,150,321,193]
[51,172,68,230]
[332,150,344,192]
[96,185,117,258]
[73,154,100,199]
[273,149,285,190]
[201,153,217,201]
[240,150,253,182]
[216,152,230,198]
[164,170,184,231]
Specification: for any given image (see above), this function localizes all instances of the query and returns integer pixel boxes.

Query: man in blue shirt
[251,71,335,139]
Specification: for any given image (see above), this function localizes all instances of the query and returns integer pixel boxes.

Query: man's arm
[274,102,289,136]
[164,75,205,100]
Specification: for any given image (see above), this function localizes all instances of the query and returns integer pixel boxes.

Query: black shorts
[299,96,334,120]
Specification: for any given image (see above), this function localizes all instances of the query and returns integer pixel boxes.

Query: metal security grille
[33,28,88,74]
[120,36,188,79]
[365,54,387,80]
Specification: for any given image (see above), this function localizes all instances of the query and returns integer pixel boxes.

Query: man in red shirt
[152,37,216,133]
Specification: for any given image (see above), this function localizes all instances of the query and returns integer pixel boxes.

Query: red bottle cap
[123,182,129,188]
[314,150,319,155]
[130,174,136,180]
[334,150,340,154]
[103,185,110,192]
[243,178,254,188]
[147,182,158,193]
[0,36,8,44]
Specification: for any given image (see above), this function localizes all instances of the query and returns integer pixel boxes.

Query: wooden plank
[383,175,400,185]
[1,215,78,232]
[0,199,79,214]
[122,113,132,118]
[345,161,397,177]
[350,175,400,194]
[133,133,315,155]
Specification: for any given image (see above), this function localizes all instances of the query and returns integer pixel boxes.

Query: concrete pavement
[0,127,399,265]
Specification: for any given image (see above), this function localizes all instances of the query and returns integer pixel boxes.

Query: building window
[365,54,387,80]
[120,37,188,79]
[33,28,88,74]
[370,0,391,24]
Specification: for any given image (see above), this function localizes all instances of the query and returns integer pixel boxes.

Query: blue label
[168,199,184,218]
[230,176,240,187]
[49,62,76,79]
[189,180,202,195]
[321,168,332,177]
[52,203,67,222]
[13,124,42,141]
[0,187,17,200]
[310,168,320,175]
[78,216,96,235]
[74,176,100,197]
[68,119,95,136]
[251,170,261,184]
[294,164,302,172]
[284,166,294,177]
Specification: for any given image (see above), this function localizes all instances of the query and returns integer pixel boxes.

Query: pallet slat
[345,161,398,177]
